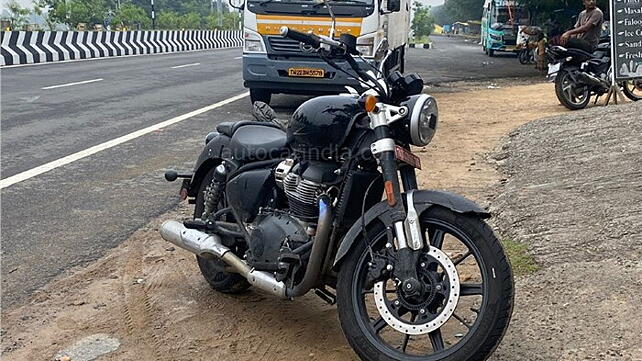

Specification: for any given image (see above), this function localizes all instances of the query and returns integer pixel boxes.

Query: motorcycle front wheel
[336,206,514,361]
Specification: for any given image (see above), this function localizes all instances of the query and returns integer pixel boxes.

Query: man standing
[561,0,604,52]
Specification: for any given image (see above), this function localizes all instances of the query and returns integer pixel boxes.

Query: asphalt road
[0,35,538,308]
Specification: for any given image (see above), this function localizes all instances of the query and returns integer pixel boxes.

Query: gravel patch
[488,102,642,360]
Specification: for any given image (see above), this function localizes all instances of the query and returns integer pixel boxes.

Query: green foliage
[431,5,455,25]
[112,3,150,29]
[412,1,435,39]
[6,0,30,29]
[443,0,484,22]
[23,0,240,30]
[179,12,201,29]
[33,0,56,30]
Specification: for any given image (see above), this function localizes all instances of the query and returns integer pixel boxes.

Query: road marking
[171,62,200,69]
[0,92,250,190]
[234,56,242,59]
[41,78,103,90]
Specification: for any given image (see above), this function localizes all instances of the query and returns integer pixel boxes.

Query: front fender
[332,190,489,269]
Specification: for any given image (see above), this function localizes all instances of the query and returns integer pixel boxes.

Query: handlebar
[280,26,321,48]
[279,26,343,50]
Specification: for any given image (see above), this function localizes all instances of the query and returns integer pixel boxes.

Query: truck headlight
[244,28,266,53]
[356,34,375,57]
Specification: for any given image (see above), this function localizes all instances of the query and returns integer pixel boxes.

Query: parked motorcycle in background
[161,20,515,361]
[547,41,641,110]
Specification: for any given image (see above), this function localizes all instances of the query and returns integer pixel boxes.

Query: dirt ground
[2,81,630,361]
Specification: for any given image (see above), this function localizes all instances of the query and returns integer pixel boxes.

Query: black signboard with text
[611,0,642,80]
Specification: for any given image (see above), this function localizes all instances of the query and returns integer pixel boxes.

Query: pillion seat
[226,123,289,161]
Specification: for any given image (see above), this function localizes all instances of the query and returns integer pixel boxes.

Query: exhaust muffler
[159,220,286,297]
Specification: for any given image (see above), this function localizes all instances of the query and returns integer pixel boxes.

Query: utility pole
[151,0,155,29]
[216,0,222,27]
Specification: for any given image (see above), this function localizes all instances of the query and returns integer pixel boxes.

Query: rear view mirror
[230,0,244,10]
[387,0,401,12]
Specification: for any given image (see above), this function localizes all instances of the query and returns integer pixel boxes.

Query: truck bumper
[243,53,370,95]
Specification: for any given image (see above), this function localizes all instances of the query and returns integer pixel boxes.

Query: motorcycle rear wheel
[194,168,250,294]
[621,80,642,101]
[555,70,590,110]
[336,206,514,361]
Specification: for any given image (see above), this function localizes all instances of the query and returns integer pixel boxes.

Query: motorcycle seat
[216,121,282,138]
[228,125,288,161]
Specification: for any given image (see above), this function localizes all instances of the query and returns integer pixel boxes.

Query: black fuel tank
[287,95,364,158]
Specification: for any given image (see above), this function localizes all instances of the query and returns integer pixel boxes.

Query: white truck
[231,0,410,104]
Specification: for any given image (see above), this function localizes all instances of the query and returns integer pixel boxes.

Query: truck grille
[268,37,303,53]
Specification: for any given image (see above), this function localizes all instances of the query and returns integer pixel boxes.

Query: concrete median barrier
[0,29,243,66]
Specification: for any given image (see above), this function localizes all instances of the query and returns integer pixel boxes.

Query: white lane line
[0,92,249,190]
[234,56,242,59]
[171,62,200,69]
[41,78,104,90]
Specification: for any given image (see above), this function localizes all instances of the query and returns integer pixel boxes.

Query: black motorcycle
[162,27,514,361]
[547,41,641,110]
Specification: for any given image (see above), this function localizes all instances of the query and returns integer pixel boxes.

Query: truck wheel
[488,49,495,57]
[250,88,271,105]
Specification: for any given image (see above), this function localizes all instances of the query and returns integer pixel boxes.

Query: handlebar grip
[280,26,321,48]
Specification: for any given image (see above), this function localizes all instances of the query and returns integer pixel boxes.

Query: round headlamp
[408,94,438,146]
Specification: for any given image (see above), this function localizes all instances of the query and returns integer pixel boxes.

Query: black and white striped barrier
[1,30,243,66]
[409,43,432,49]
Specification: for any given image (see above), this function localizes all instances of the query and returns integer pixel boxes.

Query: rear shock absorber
[200,162,228,221]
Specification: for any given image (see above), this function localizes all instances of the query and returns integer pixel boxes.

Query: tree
[431,5,455,25]
[157,11,181,29]
[48,0,108,28]
[111,3,150,29]
[412,1,435,39]
[179,12,201,29]
[6,0,30,30]
[443,0,484,22]
[32,0,56,30]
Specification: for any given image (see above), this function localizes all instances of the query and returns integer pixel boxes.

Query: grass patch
[502,239,539,276]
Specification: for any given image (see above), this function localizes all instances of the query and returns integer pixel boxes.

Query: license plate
[548,63,561,76]
[288,67,325,78]
[395,146,422,170]
[505,46,515,51]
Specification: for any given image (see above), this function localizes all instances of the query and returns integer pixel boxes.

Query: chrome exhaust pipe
[159,220,286,298]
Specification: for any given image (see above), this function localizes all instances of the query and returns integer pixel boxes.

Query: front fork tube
[373,127,425,296]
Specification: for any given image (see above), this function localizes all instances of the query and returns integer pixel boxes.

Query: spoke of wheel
[460,283,483,296]
[452,313,471,329]
[400,313,416,353]
[372,316,388,334]
[470,307,480,314]
[453,250,472,266]
[429,229,445,249]
[429,328,445,352]
[362,289,397,295]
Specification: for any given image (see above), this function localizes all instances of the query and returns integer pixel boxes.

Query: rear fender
[187,132,232,197]
[332,190,490,270]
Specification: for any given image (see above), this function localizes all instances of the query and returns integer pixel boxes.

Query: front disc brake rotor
[373,246,460,335]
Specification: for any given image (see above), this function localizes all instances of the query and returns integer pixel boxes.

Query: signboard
[611,0,642,80]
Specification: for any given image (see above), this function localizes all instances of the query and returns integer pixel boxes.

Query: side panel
[387,0,411,48]
[332,190,490,269]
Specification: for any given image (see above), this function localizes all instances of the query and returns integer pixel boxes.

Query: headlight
[407,94,438,146]
[356,34,375,57]
[244,28,266,53]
